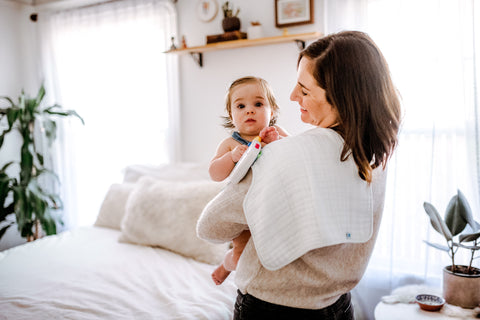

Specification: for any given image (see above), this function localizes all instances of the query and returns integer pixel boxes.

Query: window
[40,0,178,227]
[325,0,480,304]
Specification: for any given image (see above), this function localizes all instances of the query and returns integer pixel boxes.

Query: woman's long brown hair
[299,31,402,183]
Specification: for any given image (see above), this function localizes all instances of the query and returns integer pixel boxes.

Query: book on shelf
[206,31,247,44]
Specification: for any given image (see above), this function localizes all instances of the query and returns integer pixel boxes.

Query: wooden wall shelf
[165,31,322,67]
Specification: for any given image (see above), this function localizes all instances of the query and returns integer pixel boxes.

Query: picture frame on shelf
[196,0,218,22]
[274,0,314,28]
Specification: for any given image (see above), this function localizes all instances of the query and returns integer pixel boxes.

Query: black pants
[233,290,354,320]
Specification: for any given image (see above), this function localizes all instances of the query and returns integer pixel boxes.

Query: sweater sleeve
[196,171,251,243]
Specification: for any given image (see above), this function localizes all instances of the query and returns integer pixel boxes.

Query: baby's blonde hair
[222,76,279,128]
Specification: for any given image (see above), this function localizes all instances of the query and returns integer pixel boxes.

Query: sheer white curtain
[38,0,178,228]
[324,0,480,315]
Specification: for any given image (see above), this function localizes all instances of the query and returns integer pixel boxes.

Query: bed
[0,162,370,320]
[0,163,237,320]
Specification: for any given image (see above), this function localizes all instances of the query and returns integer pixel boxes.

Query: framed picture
[196,0,218,22]
[275,0,314,28]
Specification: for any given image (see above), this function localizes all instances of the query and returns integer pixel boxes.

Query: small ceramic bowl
[415,294,445,311]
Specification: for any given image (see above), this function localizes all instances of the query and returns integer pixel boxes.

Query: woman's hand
[259,126,280,144]
[231,145,248,163]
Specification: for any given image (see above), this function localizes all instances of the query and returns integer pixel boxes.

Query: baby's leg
[211,230,251,285]
[224,230,251,271]
[211,252,232,285]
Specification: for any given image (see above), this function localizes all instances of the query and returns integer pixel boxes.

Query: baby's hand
[231,145,248,163]
[259,126,280,144]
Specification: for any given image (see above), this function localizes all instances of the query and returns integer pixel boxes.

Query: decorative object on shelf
[207,31,247,44]
[0,85,84,242]
[247,21,263,40]
[182,35,187,49]
[170,36,177,50]
[196,0,218,22]
[423,190,480,308]
[221,1,240,32]
[275,0,314,28]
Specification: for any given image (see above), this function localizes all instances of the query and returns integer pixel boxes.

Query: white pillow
[94,183,135,230]
[122,162,210,183]
[119,177,228,265]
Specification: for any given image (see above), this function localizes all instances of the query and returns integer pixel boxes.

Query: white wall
[0,0,39,166]
[0,0,23,168]
[0,0,39,251]
[0,1,23,95]
[175,0,325,162]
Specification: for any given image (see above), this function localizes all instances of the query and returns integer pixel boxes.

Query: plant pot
[222,17,241,32]
[443,265,480,308]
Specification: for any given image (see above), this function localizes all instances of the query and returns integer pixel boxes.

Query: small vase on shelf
[222,16,240,32]
[247,21,263,39]
[221,1,240,33]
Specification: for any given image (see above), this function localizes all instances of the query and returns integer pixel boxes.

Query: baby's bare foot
[211,265,231,285]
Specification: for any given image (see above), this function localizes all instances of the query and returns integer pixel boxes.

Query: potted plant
[0,85,83,242]
[221,1,241,33]
[423,189,480,308]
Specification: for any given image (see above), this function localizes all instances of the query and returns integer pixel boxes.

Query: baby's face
[230,83,273,137]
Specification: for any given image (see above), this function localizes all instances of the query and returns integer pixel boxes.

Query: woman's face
[290,57,338,127]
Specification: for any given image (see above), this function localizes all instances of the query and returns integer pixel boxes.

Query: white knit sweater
[197,158,387,310]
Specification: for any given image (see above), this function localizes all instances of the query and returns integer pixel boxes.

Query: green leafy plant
[222,1,239,18]
[0,85,83,242]
[423,190,480,274]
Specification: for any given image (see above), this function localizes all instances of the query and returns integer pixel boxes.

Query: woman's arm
[197,171,251,242]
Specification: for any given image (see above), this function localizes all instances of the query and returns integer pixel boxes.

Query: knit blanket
[243,127,373,270]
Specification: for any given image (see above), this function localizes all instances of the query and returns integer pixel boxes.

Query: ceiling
[7,0,115,11]
[9,0,77,4]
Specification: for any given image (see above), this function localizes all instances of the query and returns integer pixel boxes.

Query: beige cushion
[119,177,228,265]
[122,163,209,183]
[94,183,135,230]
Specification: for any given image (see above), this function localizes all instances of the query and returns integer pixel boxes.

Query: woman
[197,31,401,320]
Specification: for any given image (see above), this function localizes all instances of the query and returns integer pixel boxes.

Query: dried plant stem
[34,219,40,240]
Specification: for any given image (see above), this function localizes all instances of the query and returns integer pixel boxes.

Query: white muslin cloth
[243,127,373,270]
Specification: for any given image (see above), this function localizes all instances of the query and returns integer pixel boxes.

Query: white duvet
[0,227,237,320]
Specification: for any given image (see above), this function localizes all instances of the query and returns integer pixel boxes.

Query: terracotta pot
[222,17,241,32]
[443,265,480,308]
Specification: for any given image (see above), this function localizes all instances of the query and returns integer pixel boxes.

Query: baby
[209,76,287,285]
